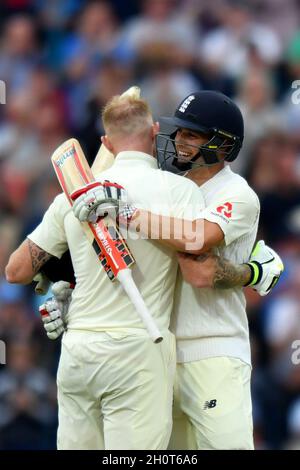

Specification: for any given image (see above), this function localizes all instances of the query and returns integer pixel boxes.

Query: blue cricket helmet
[156,90,244,172]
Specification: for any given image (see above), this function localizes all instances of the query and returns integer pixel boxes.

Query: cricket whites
[51,137,163,343]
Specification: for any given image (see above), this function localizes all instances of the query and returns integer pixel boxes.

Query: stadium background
[0,0,300,450]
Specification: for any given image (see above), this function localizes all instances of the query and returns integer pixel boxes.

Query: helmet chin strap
[174,149,223,173]
[173,131,227,171]
[155,131,230,174]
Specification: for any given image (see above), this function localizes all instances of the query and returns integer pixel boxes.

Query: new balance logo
[203,399,217,410]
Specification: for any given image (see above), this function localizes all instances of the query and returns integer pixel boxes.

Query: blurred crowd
[0,0,300,450]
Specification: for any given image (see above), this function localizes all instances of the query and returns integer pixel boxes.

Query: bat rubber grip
[34,275,51,296]
[117,269,163,343]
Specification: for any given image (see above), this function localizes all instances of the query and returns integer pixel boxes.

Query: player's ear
[101,135,113,152]
[152,121,160,138]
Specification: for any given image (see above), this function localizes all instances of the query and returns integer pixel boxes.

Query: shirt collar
[200,165,232,191]
[114,151,158,169]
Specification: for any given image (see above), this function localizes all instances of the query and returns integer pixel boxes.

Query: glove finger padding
[39,287,72,340]
[102,180,127,206]
[44,317,64,332]
[39,302,65,340]
[75,195,94,222]
[40,298,59,314]
[95,201,119,219]
[47,326,65,340]
[71,180,128,223]
[51,281,74,318]
[71,182,105,221]
[41,309,62,323]
[245,240,284,296]
[39,276,74,340]
[51,281,74,301]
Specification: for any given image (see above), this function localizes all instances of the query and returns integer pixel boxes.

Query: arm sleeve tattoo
[213,257,252,289]
[27,239,52,275]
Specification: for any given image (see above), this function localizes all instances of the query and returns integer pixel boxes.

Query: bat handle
[33,273,51,296]
[117,269,163,344]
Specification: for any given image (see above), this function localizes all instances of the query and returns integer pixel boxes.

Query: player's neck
[186,162,225,186]
[114,142,153,157]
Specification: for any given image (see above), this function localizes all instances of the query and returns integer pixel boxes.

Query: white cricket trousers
[56,329,176,450]
[169,357,254,450]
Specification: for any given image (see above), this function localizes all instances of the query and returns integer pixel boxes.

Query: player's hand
[246,240,284,296]
[39,298,65,340]
[71,180,127,223]
[51,280,74,304]
[39,281,74,340]
[177,251,218,288]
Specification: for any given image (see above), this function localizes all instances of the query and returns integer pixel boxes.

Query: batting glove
[244,240,284,296]
[71,180,130,223]
[39,281,74,340]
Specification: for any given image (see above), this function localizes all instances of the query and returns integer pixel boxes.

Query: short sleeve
[199,185,260,246]
[27,194,69,258]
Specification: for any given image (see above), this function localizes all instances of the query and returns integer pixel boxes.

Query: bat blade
[51,138,94,203]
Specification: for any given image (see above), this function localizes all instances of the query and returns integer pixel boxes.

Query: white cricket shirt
[171,165,260,365]
[28,151,203,333]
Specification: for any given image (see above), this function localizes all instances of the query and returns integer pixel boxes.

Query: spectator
[234,72,284,174]
[200,0,282,80]
[0,340,57,450]
[0,15,40,93]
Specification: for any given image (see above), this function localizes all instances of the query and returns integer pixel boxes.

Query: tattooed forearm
[27,239,52,275]
[213,257,252,289]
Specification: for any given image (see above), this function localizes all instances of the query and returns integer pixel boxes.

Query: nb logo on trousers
[204,399,217,410]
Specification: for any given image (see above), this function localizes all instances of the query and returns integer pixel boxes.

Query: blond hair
[102,95,153,138]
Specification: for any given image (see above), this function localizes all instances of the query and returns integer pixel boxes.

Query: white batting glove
[71,180,128,223]
[51,280,74,303]
[39,281,74,340]
[245,240,284,296]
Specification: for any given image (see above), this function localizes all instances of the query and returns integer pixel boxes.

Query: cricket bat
[51,138,163,343]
